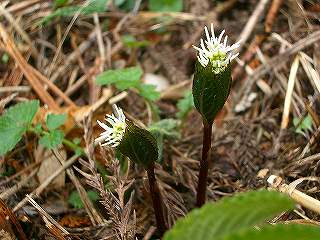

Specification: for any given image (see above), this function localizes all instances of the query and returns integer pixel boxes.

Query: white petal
[211,23,215,39]
[200,39,207,52]
[224,35,228,47]
[229,53,239,61]
[193,45,204,52]
[97,120,111,131]
[227,43,240,51]
[95,134,108,144]
[204,26,211,43]
[217,30,225,44]
[113,104,121,119]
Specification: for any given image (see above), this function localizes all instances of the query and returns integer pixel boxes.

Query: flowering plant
[96,104,167,236]
[192,24,240,206]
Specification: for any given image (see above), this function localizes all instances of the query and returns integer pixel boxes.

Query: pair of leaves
[0,100,39,156]
[164,190,320,240]
[96,66,160,101]
[42,0,108,24]
[192,62,232,124]
[39,113,67,149]
[117,120,158,169]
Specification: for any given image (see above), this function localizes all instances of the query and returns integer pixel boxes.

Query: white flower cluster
[193,24,240,74]
[95,104,126,147]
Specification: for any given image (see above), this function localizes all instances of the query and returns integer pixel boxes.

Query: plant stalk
[146,162,167,237]
[196,121,213,207]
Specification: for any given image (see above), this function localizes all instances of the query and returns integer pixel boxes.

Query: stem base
[147,162,167,236]
[196,121,213,207]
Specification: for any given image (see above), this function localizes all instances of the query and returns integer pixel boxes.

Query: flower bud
[192,62,232,124]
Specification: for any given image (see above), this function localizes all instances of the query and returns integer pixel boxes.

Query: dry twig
[13,154,79,212]
[268,175,320,215]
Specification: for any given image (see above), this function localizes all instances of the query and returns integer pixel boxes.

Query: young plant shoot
[192,24,240,207]
[95,105,167,236]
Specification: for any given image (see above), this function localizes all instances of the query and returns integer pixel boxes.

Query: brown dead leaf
[59,215,91,228]
[37,147,66,189]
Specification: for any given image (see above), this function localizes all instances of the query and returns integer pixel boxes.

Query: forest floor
[0,0,320,239]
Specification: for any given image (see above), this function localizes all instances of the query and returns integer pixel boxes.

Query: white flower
[193,23,241,74]
[95,104,126,147]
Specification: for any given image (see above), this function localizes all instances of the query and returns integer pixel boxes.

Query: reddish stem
[196,121,213,207]
[147,162,167,237]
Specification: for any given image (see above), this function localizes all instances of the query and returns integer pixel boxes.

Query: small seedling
[293,114,313,136]
[0,100,83,156]
[192,24,240,206]
[95,104,167,236]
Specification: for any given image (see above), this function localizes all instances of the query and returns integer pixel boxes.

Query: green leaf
[148,119,180,139]
[223,224,320,240]
[149,102,161,121]
[163,190,294,240]
[149,0,183,12]
[118,120,158,169]
[176,90,194,119]
[72,137,81,145]
[39,130,64,149]
[293,114,313,135]
[192,62,231,124]
[148,119,180,161]
[54,0,68,7]
[114,0,126,6]
[0,100,39,155]
[46,113,67,131]
[33,123,43,134]
[119,0,136,11]
[138,84,160,101]
[96,66,142,90]
[0,166,15,177]
[42,0,108,24]
[1,53,9,64]
[122,35,150,48]
[96,66,160,102]
[68,190,100,209]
